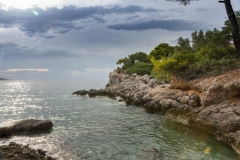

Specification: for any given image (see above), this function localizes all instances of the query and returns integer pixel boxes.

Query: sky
[0,0,239,81]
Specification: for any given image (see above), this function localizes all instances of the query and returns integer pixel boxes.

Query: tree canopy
[116,52,153,75]
[165,0,240,53]
[149,43,174,60]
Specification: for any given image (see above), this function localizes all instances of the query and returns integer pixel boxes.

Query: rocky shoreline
[0,119,55,160]
[73,69,240,154]
[0,142,56,160]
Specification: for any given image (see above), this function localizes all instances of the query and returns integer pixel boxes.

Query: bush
[196,45,236,61]
[125,62,153,75]
[151,50,195,76]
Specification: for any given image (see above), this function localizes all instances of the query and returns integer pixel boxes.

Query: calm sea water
[0,80,239,160]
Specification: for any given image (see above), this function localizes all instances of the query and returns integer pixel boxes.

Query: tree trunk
[224,0,240,53]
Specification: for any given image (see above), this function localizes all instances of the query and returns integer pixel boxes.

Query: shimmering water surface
[0,80,239,160]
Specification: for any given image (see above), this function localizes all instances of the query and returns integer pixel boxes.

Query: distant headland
[0,78,9,80]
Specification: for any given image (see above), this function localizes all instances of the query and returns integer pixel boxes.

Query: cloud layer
[107,19,203,31]
[6,68,49,72]
[0,5,158,37]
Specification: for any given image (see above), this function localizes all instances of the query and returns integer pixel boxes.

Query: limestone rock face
[73,68,240,155]
[73,72,179,113]
[224,80,240,99]
[109,71,120,85]
[201,83,225,106]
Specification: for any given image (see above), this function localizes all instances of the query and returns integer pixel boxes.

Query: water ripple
[0,81,239,160]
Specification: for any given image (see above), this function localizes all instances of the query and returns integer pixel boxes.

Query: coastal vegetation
[116,52,153,75]
[166,0,240,53]
[116,11,240,81]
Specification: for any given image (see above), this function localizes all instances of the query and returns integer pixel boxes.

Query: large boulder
[9,119,53,132]
[0,119,53,137]
[0,127,11,137]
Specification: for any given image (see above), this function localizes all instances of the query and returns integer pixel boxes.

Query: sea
[0,80,239,160]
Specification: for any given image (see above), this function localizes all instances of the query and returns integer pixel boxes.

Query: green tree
[165,0,240,53]
[175,37,192,52]
[128,52,150,64]
[151,50,195,76]
[222,10,240,45]
[206,29,230,46]
[149,43,174,60]
[191,30,206,51]
[125,62,153,75]
[116,57,131,70]
[116,52,153,75]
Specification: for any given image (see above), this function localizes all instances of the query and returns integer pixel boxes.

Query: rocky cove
[73,68,240,155]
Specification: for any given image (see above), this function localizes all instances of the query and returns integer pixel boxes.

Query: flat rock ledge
[0,142,56,160]
[0,119,53,137]
[73,71,240,155]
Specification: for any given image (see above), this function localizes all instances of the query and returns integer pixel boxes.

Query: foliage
[195,45,235,61]
[151,50,195,77]
[116,52,153,75]
[189,57,238,77]
[175,37,192,52]
[116,9,240,80]
[150,28,239,80]
[149,43,174,60]
[222,10,240,42]
[191,30,206,51]
[125,62,153,75]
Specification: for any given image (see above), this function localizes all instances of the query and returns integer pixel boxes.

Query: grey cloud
[0,5,157,37]
[44,35,55,39]
[107,19,203,31]
[0,42,76,60]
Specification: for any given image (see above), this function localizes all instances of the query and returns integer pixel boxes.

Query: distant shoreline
[0,78,9,80]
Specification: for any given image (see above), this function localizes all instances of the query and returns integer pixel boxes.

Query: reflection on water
[0,80,239,160]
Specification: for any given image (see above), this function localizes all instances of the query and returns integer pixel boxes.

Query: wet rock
[0,127,11,137]
[72,89,88,95]
[10,119,53,133]
[158,99,180,114]
[0,119,53,137]
[0,142,56,160]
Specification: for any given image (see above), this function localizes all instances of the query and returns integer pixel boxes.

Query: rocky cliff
[73,68,240,154]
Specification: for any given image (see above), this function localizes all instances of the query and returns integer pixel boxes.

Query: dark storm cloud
[107,19,203,31]
[0,42,76,60]
[0,5,157,37]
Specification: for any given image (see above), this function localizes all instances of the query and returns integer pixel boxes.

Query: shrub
[125,62,153,75]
